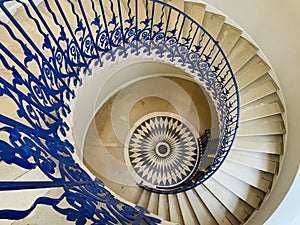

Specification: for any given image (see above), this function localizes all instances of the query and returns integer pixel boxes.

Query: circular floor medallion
[124,112,200,188]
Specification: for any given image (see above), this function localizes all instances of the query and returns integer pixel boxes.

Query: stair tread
[0,96,33,127]
[237,121,284,136]
[0,26,35,59]
[204,178,254,223]
[11,188,71,225]
[186,189,217,225]
[227,149,279,174]
[212,170,265,209]
[0,162,28,181]
[233,135,283,154]
[235,55,271,90]
[240,101,282,122]
[221,161,272,192]
[158,194,169,221]
[241,93,283,113]
[238,115,284,136]
[164,0,184,12]
[217,23,242,55]
[177,192,199,225]
[168,194,184,224]
[240,79,278,106]
[184,2,206,26]
[37,1,70,38]
[231,149,280,162]
[195,185,239,225]
[147,192,159,214]
[0,169,52,215]
[202,12,226,39]
[12,6,47,44]
[206,23,242,74]
[137,189,151,208]
[228,37,259,73]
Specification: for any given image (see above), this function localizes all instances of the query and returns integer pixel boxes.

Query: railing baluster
[0,75,57,122]
[98,0,112,50]
[148,1,155,55]
[0,6,74,99]
[177,15,185,43]
[77,0,100,58]
[54,0,89,67]
[0,43,63,105]
[163,7,171,41]
[199,38,211,58]
[116,0,126,46]
[27,0,81,86]
[209,49,221,68]
[135,0,139,54]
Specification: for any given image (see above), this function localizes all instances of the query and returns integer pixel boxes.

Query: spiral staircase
[0,0,286,224]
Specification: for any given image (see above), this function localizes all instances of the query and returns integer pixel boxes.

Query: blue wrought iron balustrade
[0,0,239,223]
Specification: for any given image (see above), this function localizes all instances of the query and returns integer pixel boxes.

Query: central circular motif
[124,112,200,188]
[155,142,171,157]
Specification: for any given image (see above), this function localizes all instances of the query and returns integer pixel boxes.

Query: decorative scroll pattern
[0,0,239,223]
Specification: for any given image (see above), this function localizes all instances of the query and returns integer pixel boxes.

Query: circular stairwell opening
[79,60,219,197]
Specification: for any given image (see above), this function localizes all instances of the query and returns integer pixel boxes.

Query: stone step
[0,168,51,210]
[204,178,254,223]
[228,37,259,73]
[2,3,77,85]
[186,189,217,225]
[119,0,145,24]
[168,194,184,224]
[240,101,282,122]
[0,31,25,59]
[233,135,283,154]
[217,23,242,55]
[0,162,28,182]
[160,0,186,44]
[0,96,33,127]
[207,23,242,79]
[0,25,41,67]
[240,74,278,106]
[165,0,184,12]
[238,115,285,136]
[241,93,283,112]
[136,189,151,208]
[184,2,206,26]
[198,12,226,61]
[202,12,226,39]
[235,55,271,90]
[227,149,279,174]
[195,185,239,225]
[221,161,273,192]
[6,5,45,48]
[147,192,159,215]
[182,2,206,49]
[177,192,199,225]
[148,0,167,33]
[212,170,265,209]
[158,194,170,221]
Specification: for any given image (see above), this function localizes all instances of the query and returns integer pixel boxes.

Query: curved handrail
[0,0,239,223]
